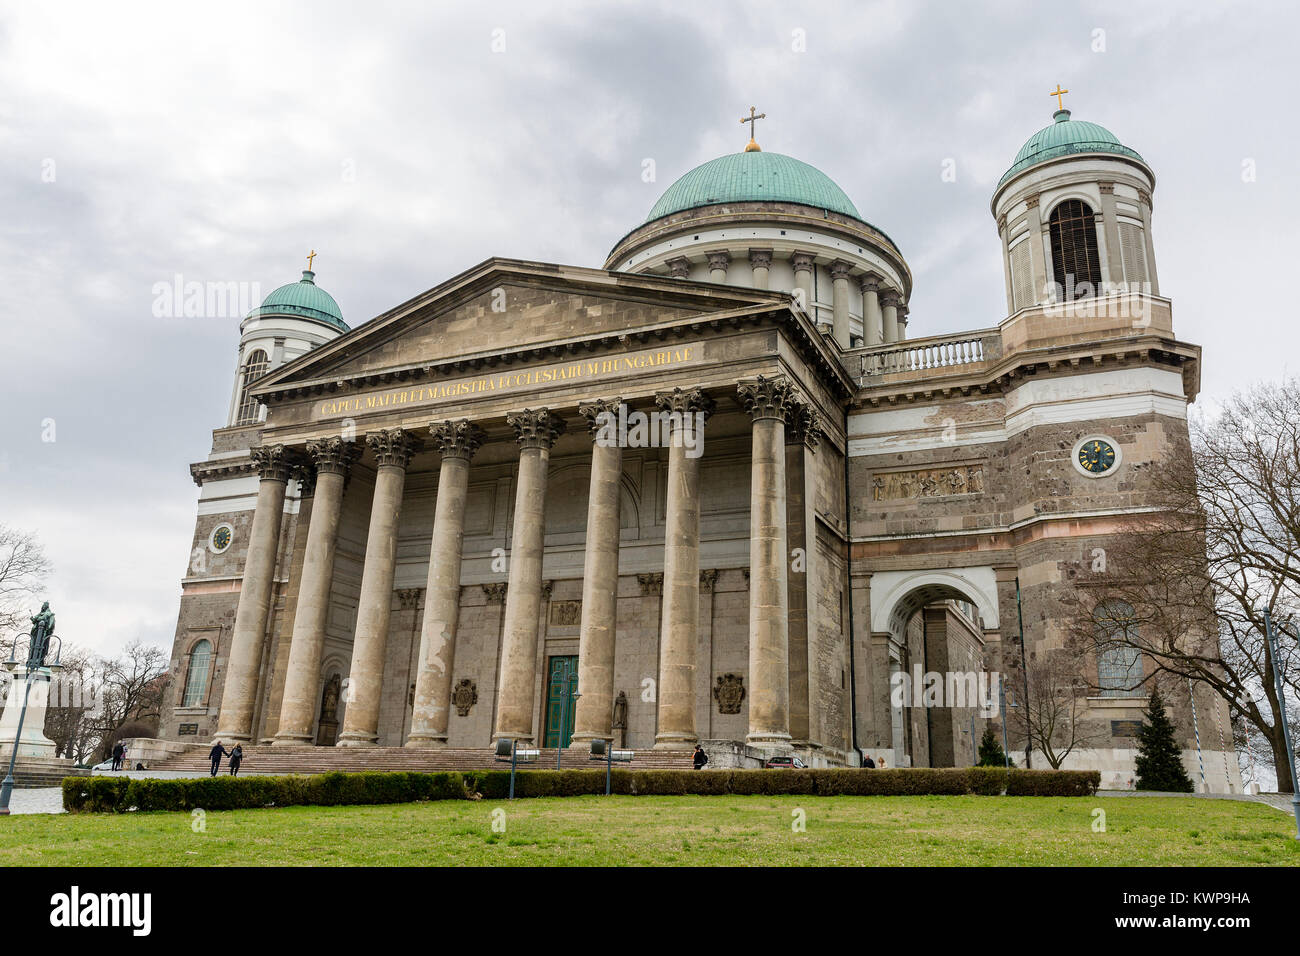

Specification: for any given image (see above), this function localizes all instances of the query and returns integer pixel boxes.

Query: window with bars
[1048,199,1102,300]
[235,349,270,425]
[1093,601,1145,697]
[181,639,213,707]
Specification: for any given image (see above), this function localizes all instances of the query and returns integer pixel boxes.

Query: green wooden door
[544,656,579,748]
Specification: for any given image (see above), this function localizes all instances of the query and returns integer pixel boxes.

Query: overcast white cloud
[1,0,1295,656]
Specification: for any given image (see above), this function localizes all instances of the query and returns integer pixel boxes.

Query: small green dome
[253,270,347,331]
[646,150,862,222]
[1000,110,1145,185]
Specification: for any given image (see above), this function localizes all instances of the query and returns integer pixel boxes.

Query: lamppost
[1,603,62,815]
[1261,609,1300,839]
[998,679,1020,770]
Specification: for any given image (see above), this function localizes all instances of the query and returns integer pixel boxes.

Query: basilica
[160,98,1240,790]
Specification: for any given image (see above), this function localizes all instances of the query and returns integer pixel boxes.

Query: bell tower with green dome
[606,110,912,350]
[225,260,348,427]
[992,90,1159,314]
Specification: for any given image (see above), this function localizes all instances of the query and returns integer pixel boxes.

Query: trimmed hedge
[63,766,1099,813]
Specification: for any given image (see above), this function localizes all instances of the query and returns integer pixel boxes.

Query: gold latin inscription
[315,346,697,419]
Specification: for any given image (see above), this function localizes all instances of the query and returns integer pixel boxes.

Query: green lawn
[3,795,1297,866]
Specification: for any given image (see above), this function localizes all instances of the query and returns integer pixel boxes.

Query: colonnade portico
[215,374,827,753]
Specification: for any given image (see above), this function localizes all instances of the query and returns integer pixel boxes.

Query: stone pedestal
[0,667,58,758]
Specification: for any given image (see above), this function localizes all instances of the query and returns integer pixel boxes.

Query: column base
[211,731,252,746]
[270,733,314,748]
[403,735,448,749]
[653,732,698,751]
[334,732,379,748]
[745,731,793,752]
[568,732,613,751]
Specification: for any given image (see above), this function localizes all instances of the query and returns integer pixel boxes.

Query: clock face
[210,525,233,553]
[1077,438,1117,475]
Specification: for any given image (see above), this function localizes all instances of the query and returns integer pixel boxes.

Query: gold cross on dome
[306,249,317,270]
[740,106,766,149]
[1049,85,1069,110]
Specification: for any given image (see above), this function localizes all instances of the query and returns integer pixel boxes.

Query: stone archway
[868,567,1002,769]
[315,673,342,746]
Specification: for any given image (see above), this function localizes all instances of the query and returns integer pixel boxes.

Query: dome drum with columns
[606,141,912,350]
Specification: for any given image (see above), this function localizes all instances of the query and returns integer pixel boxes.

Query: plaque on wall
[871,464,985,501]
[549,600,582,626]
[178,723,199,736]
[1111,719,1143,738]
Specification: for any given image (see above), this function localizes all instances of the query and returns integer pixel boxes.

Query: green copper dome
[252,270,347,331]
[646,150,862,222]
[1000,110,1145,185]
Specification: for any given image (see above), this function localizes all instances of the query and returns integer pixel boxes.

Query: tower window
[1048,199,1102,300]
[1093,601,1144,697]
[181,639,213,707]
[235,349,270,425]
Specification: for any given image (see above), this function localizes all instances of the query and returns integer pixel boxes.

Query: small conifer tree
[1134,688,1195,792]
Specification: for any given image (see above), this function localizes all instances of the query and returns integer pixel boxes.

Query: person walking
[111,741,125,772]
[209,741,229,776]
[692,745,709,770]
[228,744,243,776]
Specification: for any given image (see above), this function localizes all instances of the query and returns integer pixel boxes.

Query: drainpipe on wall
[843,410,861,765]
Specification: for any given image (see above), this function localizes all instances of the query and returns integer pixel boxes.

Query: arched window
[181,639,213,707]
[235,349,270,425]
[1048,200,1102,300]
[1093,601,1144,698]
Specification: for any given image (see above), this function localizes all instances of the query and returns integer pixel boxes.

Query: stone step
[147,745,694,776]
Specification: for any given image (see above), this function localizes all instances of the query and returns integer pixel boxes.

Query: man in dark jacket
[692,745,708,770]
[111,741,125,771]
[862,753,876,769]
[209,741,229,776]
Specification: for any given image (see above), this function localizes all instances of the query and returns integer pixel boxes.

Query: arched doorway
[868,568,1002,769]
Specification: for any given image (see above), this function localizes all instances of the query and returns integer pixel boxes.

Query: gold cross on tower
[740,106,766,152]
[306,249,317,271]
[1049,85,1069,111]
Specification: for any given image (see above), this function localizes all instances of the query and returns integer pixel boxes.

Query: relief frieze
[871,463,985,501]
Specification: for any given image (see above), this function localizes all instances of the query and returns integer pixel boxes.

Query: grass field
[3,795,1297,866]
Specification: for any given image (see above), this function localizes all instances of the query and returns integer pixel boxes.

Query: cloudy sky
[1,0,1295,657]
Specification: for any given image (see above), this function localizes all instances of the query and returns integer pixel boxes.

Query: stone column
[860,274,882,346]
[829,260,853,348]
[748,249,772,290]
[570,399,624,748]
[1138,189,1160,294]
[1097,182,1124,290]
[791,250,815,314]
[707,251,730,284]
[666,256,690,280]
[653,386,715,750]
[214,444,293,743]
[407,420,485,747]
[493,408,566,742]
[1025,194,1050,303]
[273,438,357,746]
[784,400,824,746]
[880,290,901,344]
[738,375,797,749]
[337,429,419,746]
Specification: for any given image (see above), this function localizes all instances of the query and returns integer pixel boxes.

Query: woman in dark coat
[228,744,243,776]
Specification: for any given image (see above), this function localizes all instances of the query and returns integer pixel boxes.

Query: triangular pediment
[253,257,787,396]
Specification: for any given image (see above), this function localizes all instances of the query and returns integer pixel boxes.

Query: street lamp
[1,609,63,815]
[999,680,1019,770]
[1261,609,1300,839]
[494,737,539,800]
[589,738,634,795]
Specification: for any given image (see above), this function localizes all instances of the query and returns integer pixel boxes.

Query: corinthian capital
[748,248,773,269]
[507,408,566,450]
[654,386,716,421]
[706,251,731,272]
[790,250,815,273]
[366,428,420,469]
[879,289,902,309]
[577,398,625,439]
[429,419,485,461]
[785,400,824,451]
[306,437,359,477]
[829,259,853,280]
[251,444,295,482]
[737,375,798,422]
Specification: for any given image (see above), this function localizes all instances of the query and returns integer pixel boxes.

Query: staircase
[148,745,694,776]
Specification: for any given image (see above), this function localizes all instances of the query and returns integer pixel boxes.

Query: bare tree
[43,644,101,764]
[1063,379,1300,792]
[88,641,170,762]
[0,525,52,635]
[1007,647,1106,769]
